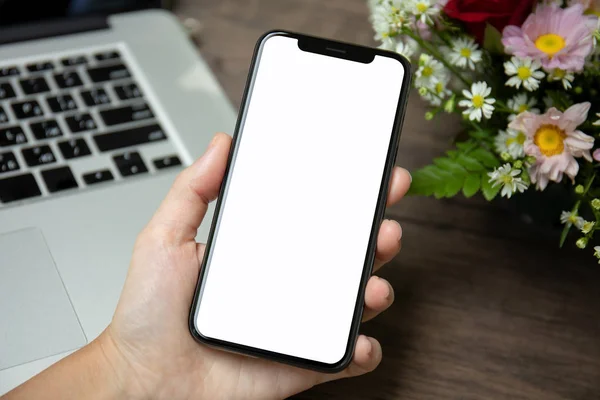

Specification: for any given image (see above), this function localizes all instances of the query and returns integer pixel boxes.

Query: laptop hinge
[0,16,109,46]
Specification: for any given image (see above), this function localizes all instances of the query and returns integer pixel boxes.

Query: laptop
[0,0,235,393]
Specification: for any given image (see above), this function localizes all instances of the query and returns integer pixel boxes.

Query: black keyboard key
[87,64,130,83]
[21,145,56,167]
[19,77,50,95]
[0,173,41,203]
[0,126,26,147]
[80,88,111,106]
[26,61,54,73]
[113,152,148,177]
[83,169,114,185]
[153,155,181,170]
[41,166,78,193]
[94,124,166,152]
[114,83,142,100]
[0,151,19,174]
[47,94,78,113]
[100,103,153,126]
[0,66,19,78]
[65,113,96,133]
[0,82,16,100]
[61,55,87,67]
[0,106,8,124]
[94,51,120,62]
[54,71,83,89]
[30,120,62,140]
[58,138,91,160]
[11,100,43,119]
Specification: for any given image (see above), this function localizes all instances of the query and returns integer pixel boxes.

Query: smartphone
[189,30,411,373]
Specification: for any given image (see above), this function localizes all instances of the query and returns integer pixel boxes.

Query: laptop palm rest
[0,228,86,370]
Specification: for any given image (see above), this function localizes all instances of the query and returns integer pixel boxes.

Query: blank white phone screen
[195,35,405,365]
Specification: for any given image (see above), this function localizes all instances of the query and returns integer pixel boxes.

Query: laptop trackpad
[0,228,86,370]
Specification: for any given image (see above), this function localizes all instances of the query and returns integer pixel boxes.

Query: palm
[104,133,411,400]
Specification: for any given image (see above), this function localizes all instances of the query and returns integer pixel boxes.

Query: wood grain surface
[175,1,600,398]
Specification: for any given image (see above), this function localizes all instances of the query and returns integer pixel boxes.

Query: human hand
[96,132,411,400]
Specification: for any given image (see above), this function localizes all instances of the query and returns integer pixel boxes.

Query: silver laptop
[0,1,235,393]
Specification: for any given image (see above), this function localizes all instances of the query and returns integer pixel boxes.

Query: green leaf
[481,173,500,201]
[462,174,481,198]
[433,185,447,199]
[446,150,458,159]
[456,142,472,152]
[456,154,484,172]
[408,166,449,197]
[433,157,467,175]
[471,148,500,168]
[559,223,571,248]
[445,176,464,197]
[483,23,504,54]
[469,130,492,140]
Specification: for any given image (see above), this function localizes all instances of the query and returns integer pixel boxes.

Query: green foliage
[483,24,504,55]
[408,142,501,200]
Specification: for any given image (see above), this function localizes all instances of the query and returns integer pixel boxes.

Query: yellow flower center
[517,66,532,80]
[518,104,529,113]
[585,7,600,17]
[422,66,433,77]
[535,33,566,56]
[416,2,428,12]
[435,82,443,94]
[472,94,484,108]
[460,48,472,58]
[534,125,566,157]
[554,69,566,79]
[505,132,526,147]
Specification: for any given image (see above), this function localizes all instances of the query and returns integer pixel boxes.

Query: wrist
[92,328,150,400]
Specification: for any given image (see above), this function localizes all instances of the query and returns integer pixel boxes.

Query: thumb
[148,132,231,244]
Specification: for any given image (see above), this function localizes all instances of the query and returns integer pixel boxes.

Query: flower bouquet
[368,0,600,260]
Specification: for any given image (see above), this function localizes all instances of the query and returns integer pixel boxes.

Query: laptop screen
[0,0,164,26]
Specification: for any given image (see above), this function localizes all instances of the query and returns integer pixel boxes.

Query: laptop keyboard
[0,47,183,206]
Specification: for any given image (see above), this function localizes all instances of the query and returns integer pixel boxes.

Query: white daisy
[378,37,396,51]
[560,211,585,229]
[593,112,600,126]
[507,93,540,121]
[494,129,527,159]
[549,69,575,90]
[581,221,595,234]
[423,75,451,106]
[458,81,496,122]
[488,164,528,198]
[407,0,440,24]
[504,57,545,91]
[447,37,482,70]
[395,39,418,59]
[371,2,407,42]
[415,53,445,88]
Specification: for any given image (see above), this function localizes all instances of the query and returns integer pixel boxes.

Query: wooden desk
[176,1,600,398]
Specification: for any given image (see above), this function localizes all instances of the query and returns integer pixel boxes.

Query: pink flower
[509,102,595,190]
[594,148,600,161]
[502,4,597,72]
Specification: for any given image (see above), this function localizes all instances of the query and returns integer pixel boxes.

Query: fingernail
[384,282,392,301]
[407,170,412,183]
[364,336,373,357]
[208,133,220,149]
[389,219,402,242]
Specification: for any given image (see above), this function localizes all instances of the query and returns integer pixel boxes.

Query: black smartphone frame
[189,30,412,373]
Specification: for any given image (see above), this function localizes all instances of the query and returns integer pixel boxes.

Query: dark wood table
[176,1,600,398]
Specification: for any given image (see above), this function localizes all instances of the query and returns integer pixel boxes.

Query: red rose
[444,0,537,43]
